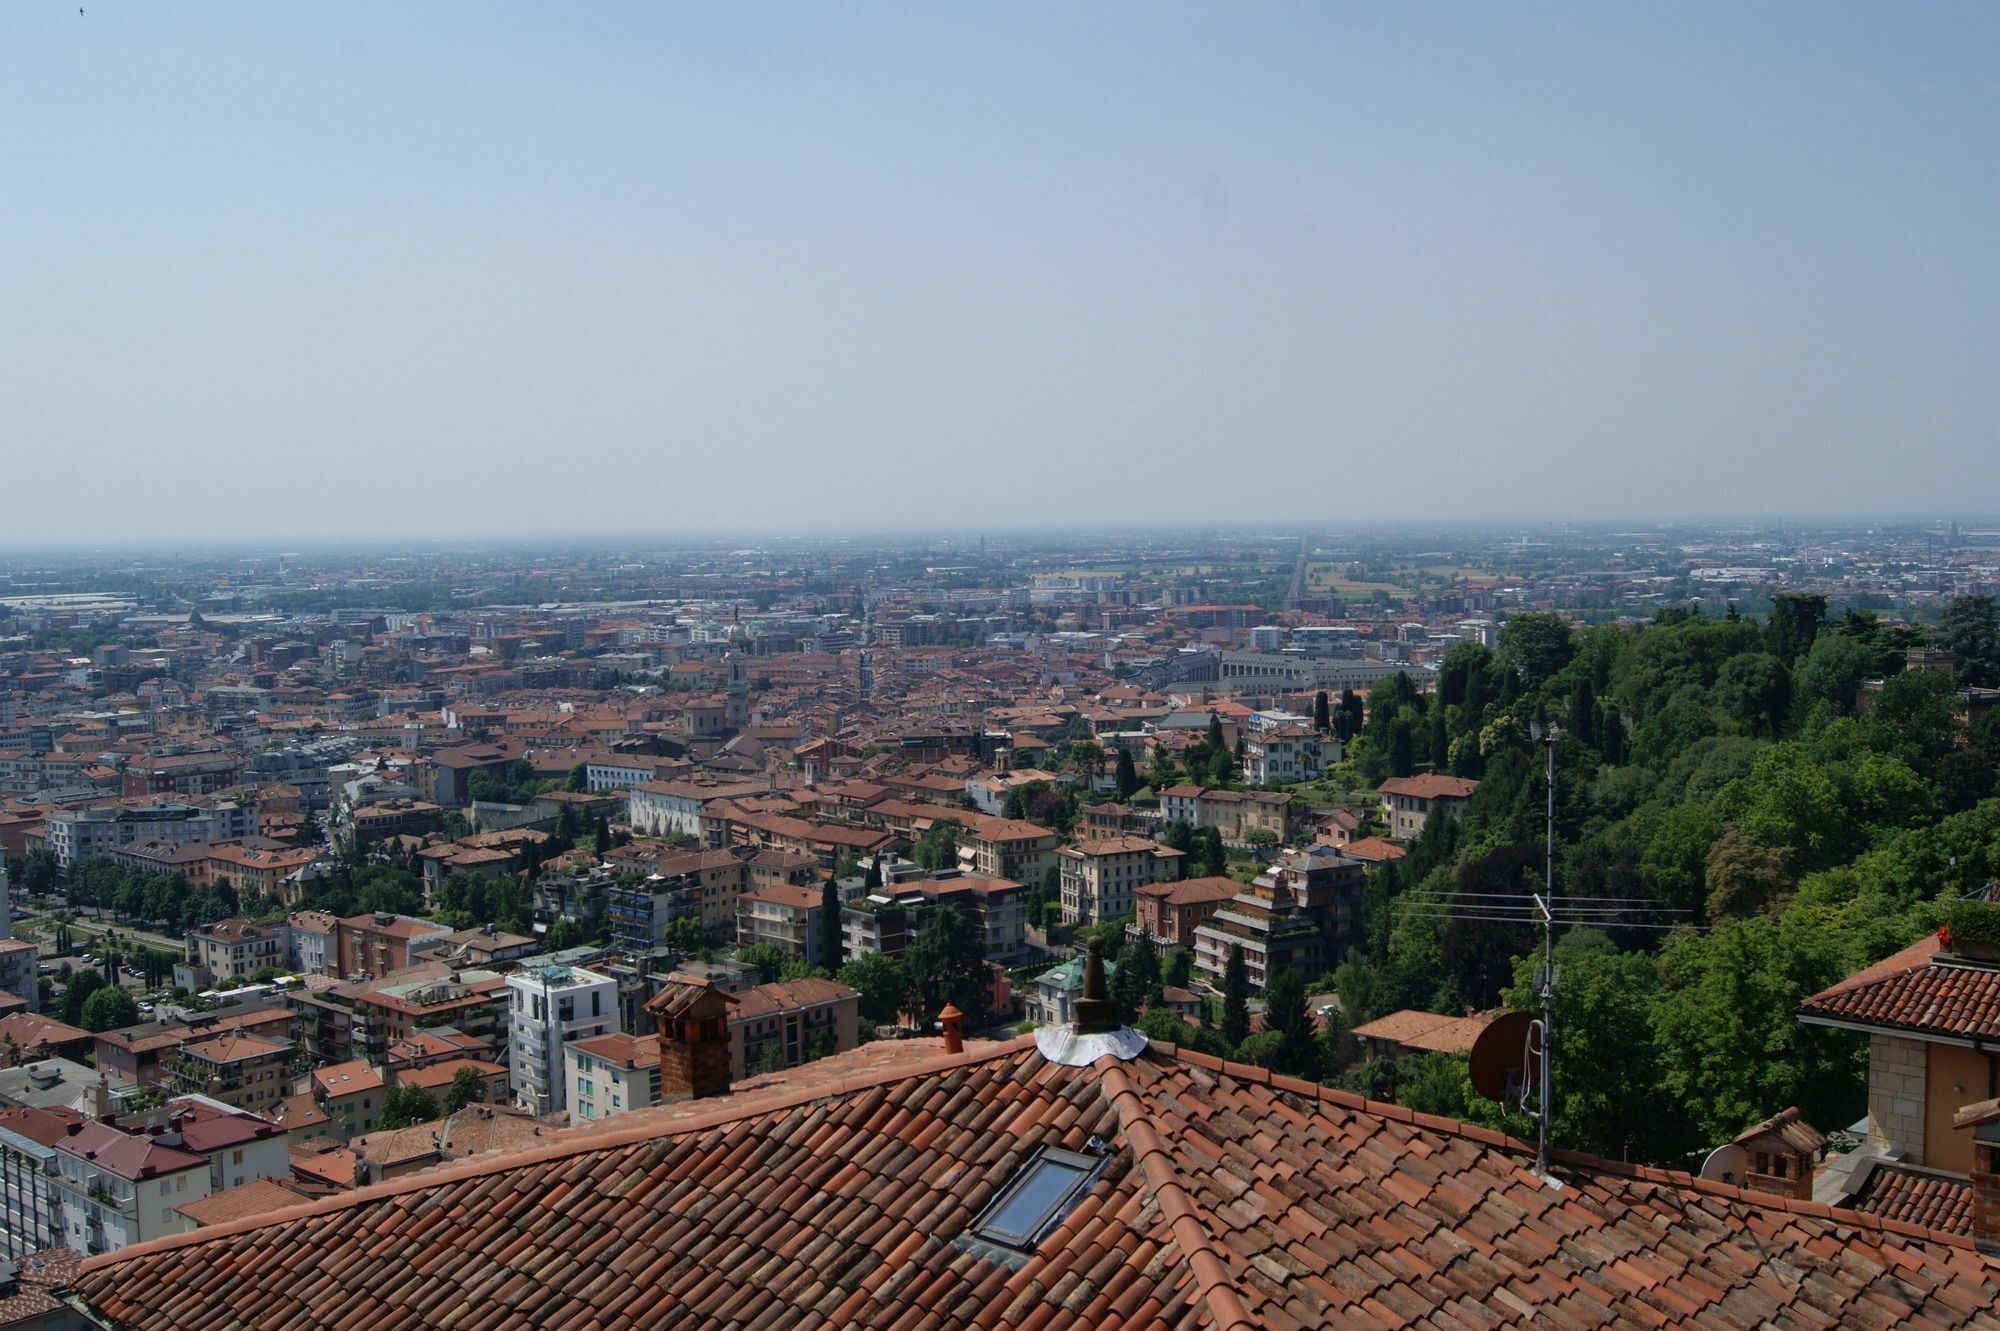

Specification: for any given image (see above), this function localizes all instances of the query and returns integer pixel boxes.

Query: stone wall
[1867,1034,1928,1161]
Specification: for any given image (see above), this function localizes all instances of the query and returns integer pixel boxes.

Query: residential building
[1192,868,1326,995]
[1797,927,2000,1233]
[164,1033,293,1117]
[350,971,506,1066]
[120,752,242,798]
[729,978,860,1080]
[1377,774,1479,841]
[311,1061,386,1141]
[331,912,453,981]
[42,799,256,868]
[735,883,831,969]
[0,943,37,1014]
[52,1121,210,1255]
[626,778,767,841]
[1241,725,1342,785]
[1055,836,1183,926]
[186,919,285,984]
[0,1105,80,1259]
[505,964,617,1117]
[285,911,336,978]
[1155,785,1298,842]
[1129,876,1241,952]
[564,1032,661,1124]
[1025,954,1117,1026]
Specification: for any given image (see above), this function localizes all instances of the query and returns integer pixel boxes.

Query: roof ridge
[76,1032,1039,1276]
[1098,1058,1258,1331]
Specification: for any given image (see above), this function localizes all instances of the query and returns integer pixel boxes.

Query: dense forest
[1329,593,2000,1165]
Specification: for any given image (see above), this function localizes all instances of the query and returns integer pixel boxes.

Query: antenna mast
[1534,724,1557,1178]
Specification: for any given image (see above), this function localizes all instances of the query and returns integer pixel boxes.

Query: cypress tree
[819,876,843,970]
[1312,691,1331,733]
[1222,945,1251,1050]
[1114,747,1140,800]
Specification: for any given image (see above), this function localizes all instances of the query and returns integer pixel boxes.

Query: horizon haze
[4,2,1996,545]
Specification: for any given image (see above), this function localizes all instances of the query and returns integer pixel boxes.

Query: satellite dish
[1699,1144,1749,1185]
[1468,1010,1537,1103]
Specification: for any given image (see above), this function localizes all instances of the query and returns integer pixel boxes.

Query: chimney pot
[938,1003,964,1055]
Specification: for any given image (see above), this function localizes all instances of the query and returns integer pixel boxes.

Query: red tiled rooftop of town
[1797,936,2000,1039]
[68,1032,2000,1330]
[1377,774,1480,799]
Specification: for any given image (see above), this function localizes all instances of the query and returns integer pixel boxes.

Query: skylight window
[964,1147,1109,1258]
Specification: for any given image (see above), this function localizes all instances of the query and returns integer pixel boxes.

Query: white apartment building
[53,1122,210,1256]
[1242,726,1342,786]
[506,964,617,1118]
[1056,837,1183,926]
[564,1032,661,1124]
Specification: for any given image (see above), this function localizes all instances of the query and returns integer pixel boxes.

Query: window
[965,1147,1109,1255]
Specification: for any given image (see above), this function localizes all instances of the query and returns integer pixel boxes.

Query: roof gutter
[1797,1012,1994,1052]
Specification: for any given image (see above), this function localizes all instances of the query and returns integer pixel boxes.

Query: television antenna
[1404,725,1689,1179]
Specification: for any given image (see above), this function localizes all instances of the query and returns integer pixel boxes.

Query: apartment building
[186,919,286,984]
[564,1032,661,1124]
[164,1033,293,1117]
[505,964,617,1117]
[735,883,832,969]
[729,978,860,1080]
[1156,785,1298,843]
[53,1122,210,1255]
[1056,836,1184,926]
[1242,725,1342,785]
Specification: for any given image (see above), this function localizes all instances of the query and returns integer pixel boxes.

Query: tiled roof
[1377,774,1480,799]
[177,1177,313,1228]
[1797,939,2000,1039]
[1847,1163,1975,1235]
[1135,876,1242,907]
[70,1034,2000,1330]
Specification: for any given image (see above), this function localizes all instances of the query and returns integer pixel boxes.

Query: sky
[2,3,1996,545]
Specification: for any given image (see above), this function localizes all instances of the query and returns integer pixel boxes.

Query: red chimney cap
[938,1003,963,1020]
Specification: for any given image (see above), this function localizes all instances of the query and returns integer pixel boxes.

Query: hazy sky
[3,3,1996,544]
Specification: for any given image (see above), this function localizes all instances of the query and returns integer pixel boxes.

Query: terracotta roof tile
[1799,941,2000,1039]
[68,1035,2000,1331]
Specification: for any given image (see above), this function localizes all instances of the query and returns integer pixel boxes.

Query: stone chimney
[1731,1108,1824,1202]
[938,1003,964,1055]
[1953,1099,2000,1254]
[646,973,738,1101]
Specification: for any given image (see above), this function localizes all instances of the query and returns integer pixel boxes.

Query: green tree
[1163,946,1194,990]
[1941,594,2000,688]
[819,877,843,969]
[1261,967,1320,1080]
[737,943,790,984]
[1650,909,1862,1144]
[1221,944,1251,1049]
[1497,612,1575,691]
[1869,665,1962,771]
[81,985,139,1033]
[1764,593,1827,665]
[1112,936,1162,1021]
[565,763,588,793]
[1793,633,1873,718]
[1703,828,1792,920]
[912,818,963,872]
[1114,748,1141,800]
[377,1084,441,1131]
[904,904,987,1027]
[838,953,909,1025]
[60,968,107,1026]
[443,1065,487,1112]
[1199,827,1227,878]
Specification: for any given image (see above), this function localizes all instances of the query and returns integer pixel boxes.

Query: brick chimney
[1731,1108,1824,1202]
[1953,1098,2000,1254]
[646,973,738,1101]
